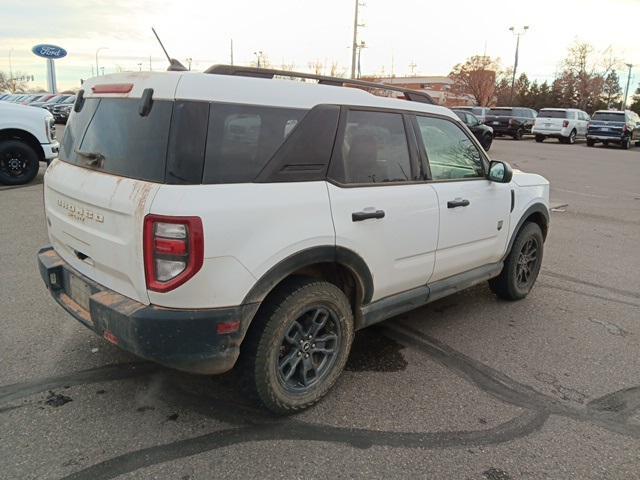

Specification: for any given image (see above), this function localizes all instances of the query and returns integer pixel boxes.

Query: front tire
[240,278,354,414]
[513,128,524,140]
[535,135,544,143]
[0,140,40,185]
[489,222,544,301]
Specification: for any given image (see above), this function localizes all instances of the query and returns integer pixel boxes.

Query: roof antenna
[151,27,187,71]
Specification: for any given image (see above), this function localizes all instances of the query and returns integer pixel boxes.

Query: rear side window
[415,116,484,180]
[592,112,625,122]
[329,110,413,184]
[202,104,307,183]
[539,110,567,119]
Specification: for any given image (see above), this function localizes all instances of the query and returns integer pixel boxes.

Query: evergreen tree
[601,70,622,108]
[630,86,640,115]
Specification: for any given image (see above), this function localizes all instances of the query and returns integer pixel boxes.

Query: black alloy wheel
[277,306,341,392]
[515,237,539,290]
[0,140,40,185]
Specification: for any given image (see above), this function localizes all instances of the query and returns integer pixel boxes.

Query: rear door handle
[447,199,470,208]
[352,210,385,222]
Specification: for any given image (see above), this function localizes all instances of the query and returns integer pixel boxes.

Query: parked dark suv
[586,110,640,149]
[452,109,494,150]
[485,107,537,140]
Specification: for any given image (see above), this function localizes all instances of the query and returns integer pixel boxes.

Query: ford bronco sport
[38,66,549,413]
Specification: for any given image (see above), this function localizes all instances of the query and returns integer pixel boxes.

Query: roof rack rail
[204,64,434,104]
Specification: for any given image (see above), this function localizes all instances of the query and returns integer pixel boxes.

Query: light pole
[253,51,263,68]
[95,47,108,76]
[622,63,633,110]
[137,63,142,72]
[509,26,529,105]
[186,58,192,71]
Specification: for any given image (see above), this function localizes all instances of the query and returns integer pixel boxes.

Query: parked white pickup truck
[0,101,59,185]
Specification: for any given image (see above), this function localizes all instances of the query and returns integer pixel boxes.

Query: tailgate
[44,160,159,304]
[535,118,564,131]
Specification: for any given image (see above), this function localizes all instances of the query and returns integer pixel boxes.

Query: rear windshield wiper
[75,150,105,167]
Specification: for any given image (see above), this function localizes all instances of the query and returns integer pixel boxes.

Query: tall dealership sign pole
[508,26,528,106]
[31,44,67,93]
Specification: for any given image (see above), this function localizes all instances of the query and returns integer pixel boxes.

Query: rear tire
[0,140,40,186]
[567,129,577,144]
[586,139,595,147]
[489,222,544,301]
[621,137,631,150]
[535,135,544,143]
[239,278,354,414]
[513,128,524,140]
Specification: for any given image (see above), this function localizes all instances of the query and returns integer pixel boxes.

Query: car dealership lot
[1,133,639,479]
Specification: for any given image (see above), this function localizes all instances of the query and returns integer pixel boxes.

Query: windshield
[538,110,567,119]
[489,109,512,117]
[592,112,625,122]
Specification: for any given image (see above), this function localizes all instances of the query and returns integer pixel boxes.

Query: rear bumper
[586,134,625,143]
[532,128,569,138]
[37,245,259,375]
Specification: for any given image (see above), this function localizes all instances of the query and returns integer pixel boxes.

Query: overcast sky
[2,0,639,91]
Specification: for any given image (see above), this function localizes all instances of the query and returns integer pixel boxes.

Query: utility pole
[149,56,152,71]
[350,0,365,79]
[186,58,192,71]
[230,39,234,65]
[356,41,366,79]
[622,63,633,110]
[508,26,529,106]
[138,63,142,72]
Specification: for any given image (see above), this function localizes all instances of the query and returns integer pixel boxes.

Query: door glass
[415,116,484,180]
[331,110,412,184]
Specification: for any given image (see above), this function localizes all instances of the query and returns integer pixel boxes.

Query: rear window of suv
[60,98,307,184]
[538,110,567,118]
[489,109,512,116]
[592,112,626,122]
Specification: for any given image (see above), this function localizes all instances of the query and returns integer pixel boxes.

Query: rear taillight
[562,120,569,128]
[623,124,629,134]
[143,215,204,293]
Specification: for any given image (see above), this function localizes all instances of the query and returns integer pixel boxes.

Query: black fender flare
[241,245,374,306]
[503,203,550,260]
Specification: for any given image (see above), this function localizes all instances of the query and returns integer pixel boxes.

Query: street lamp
[186,57,192,71]
[95,47,108,76]
[509,26,529,105]
[622,63,633,110]
[253,51,263,68]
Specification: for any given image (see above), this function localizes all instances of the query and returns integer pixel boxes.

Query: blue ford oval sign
[32,44,67,60]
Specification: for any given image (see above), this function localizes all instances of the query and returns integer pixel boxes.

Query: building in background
[361,75,476,107]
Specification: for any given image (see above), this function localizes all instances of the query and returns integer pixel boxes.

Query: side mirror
[488,160,513,183]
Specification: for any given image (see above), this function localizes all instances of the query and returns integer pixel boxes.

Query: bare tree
[0,70,30,93]
[449,56,499,106]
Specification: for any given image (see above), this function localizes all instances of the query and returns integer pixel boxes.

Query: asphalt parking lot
[1,130,639,479]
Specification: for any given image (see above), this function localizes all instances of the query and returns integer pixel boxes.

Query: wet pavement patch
[167,413,179,421]
[346,328,408,372]
[45,390,73,407]
[137,406,155,412]
[483,467,511,480]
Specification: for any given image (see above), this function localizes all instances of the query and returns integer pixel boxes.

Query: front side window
[415,116,484,181]
[330,110,413,184]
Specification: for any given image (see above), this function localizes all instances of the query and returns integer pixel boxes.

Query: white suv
[533,108,590,144]
[38,67,550,413]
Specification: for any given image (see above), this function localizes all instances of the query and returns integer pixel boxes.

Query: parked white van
[532,108,590,144]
